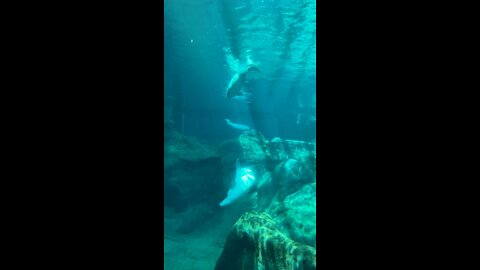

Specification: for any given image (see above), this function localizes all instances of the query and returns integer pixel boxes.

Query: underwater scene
[164,0,316,269]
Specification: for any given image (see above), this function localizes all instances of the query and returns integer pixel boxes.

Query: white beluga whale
[225,119,251,131]
[225,59,260,99]
[219,159,256,207]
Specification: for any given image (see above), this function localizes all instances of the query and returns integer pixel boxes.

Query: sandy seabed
[164,201,251,270]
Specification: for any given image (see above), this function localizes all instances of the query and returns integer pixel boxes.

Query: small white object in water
[225,119,251,131]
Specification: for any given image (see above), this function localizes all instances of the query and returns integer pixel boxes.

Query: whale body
[225,62,259,99]
[225,119,251,131]
[219,159,256,207]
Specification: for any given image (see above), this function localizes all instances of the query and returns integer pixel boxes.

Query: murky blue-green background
[164,0,316,142]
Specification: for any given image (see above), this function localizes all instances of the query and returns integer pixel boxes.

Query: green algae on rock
[266,183,316,248]
[238,130,270,164]
[214,211,316,270]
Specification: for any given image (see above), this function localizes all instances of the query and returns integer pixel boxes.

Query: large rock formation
[164,127,219,171]
[237,130,270,165]
[215,130,317,248]
[164,127,223,213]
[214,211,316,270]
[266,183,317,247]
[164,127,317,257]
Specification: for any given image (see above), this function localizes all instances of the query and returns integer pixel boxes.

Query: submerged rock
[164,127,317,249]
[214,211,316,270]
[254,138,315,214]
[215,132,316,248]
[164,129,219,171]
[267,137,316,164]
[255,171,276,210]
[272,158,316,200]
[164,128,223,211]
[219,131,315,172]
[237,130,270,164]
[217,139,243,165]
[267,183,316,247]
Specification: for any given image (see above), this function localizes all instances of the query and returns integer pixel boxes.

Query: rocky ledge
[214,211,316,270]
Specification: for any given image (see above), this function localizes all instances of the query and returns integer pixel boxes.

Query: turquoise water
[164,0,316,269]
[164,0,316,141]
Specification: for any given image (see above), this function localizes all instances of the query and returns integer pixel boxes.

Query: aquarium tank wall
[164,0,316,269]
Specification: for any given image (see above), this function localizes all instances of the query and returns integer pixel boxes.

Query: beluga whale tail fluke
[225,119,251,131]
[219,159,256,207]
